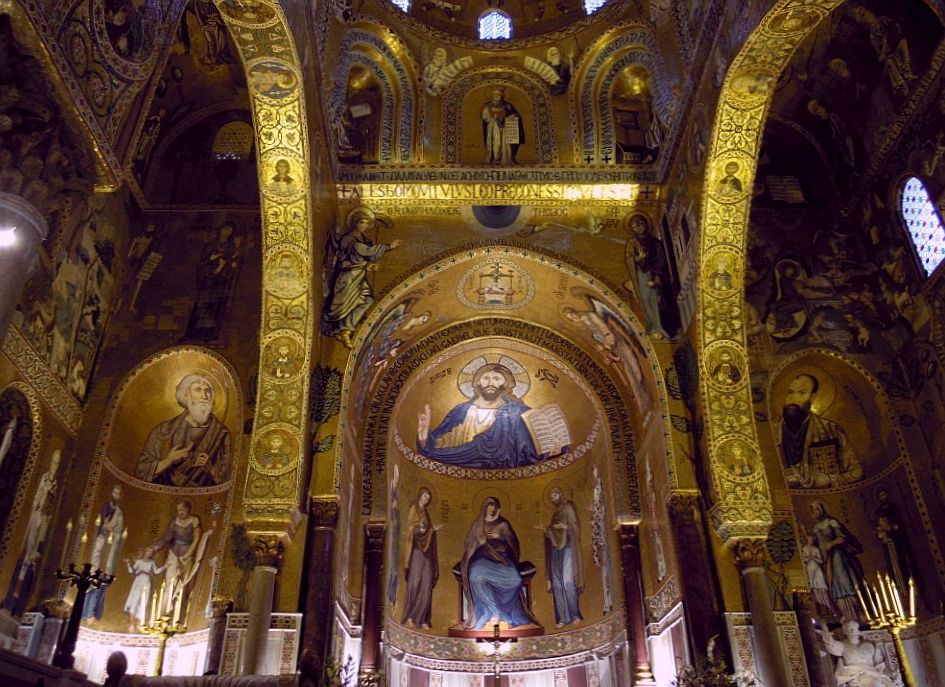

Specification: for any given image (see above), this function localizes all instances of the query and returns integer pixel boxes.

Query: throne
[447,560,543,638]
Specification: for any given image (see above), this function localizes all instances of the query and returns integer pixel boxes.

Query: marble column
[204,596,232,674]
[240,536,284,675]
[359,522,386,680]
[792,591,833,687]
[617,523,655,683]
[298,496,339,679]
[667,494,727,665]
[0,193,47,344]
[733,539,791,687]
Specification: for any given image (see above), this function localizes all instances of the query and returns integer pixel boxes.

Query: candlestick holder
[141,613,186,676]
[860,574,918,687]
[476,623,518,680]
[52,563,114,670]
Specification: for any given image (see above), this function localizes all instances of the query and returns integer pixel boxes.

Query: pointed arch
[212,0,314,526]
[571,24,674,165]
[698,1,844,541]
[330,23,420,163]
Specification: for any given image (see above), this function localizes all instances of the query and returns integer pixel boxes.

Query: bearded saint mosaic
[134,373,233,487]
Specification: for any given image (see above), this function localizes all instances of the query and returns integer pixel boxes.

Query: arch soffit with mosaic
[571,23,673,166]
[0,3,121,188]
[699,0,846,543]
[332,247,681,512]
[441,67,558,164]
[211,0,314,531]
[330,23,419,163]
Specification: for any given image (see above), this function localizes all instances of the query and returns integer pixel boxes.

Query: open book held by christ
[521,403,571,457]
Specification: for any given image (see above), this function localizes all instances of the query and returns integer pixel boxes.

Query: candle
[909,577,916,618]
[150,592,157,628]
[877,572,890,613]
[867,584,881,619]
[158,582,165,619]
[60,519,74,568]
[173,590,183,626]
[857,588,871,620]
[886,575,906,618]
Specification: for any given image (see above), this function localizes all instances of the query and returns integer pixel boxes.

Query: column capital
[364,522,386,549]
[731,537,767,572]
[309,496,340,527]
[210,595,234,618]
[251,535,285,570]
[668,492,701,520]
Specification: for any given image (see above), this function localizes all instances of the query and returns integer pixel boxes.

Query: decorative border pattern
[0,382,43,568]
[213,0,314,527]
[385,608,626,663]
[699,0,845,541]
[1,326,81,434]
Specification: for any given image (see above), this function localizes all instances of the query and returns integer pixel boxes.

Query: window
[479,11,511,40]
[584,0,606,14]
[391,0,409,11]
[900,176,945,276]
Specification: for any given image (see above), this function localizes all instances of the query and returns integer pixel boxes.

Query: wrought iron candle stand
[860,573,918,687]
[141,612,186,676]
[52,563,114,670]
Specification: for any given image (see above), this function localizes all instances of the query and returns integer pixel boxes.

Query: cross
[639,186,656,200]
[584,154,594,164]
[602,153,612,163]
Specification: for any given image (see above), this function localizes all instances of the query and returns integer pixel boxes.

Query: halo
[345,206,376,233]
[456,353,530,399]
[468,485,511,512]
[163,366,228,420]
[542,478,573,504]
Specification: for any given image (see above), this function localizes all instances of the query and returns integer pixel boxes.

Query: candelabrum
[477,623,518,680]
[141,613,186,676]
[52,563,114,670]
[859,573,918,687]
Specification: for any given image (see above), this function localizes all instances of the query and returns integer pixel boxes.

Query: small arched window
[584,0,606,14]
[479,11,511,40]
[900,176,945,276]
[391,0,410,11]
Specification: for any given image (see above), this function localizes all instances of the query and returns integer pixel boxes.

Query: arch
[213,1,314,526]
[331,24,419,164]
[0,382,42,564]
[571,24,674,165]
[332,245,682,522]
[441,67,558,164]
[698,1,845,541]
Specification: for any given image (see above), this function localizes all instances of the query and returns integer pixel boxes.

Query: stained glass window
[479,11,511,40]
[391,0,409,11]
[901,176,945,276]
[584,0,606,14]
